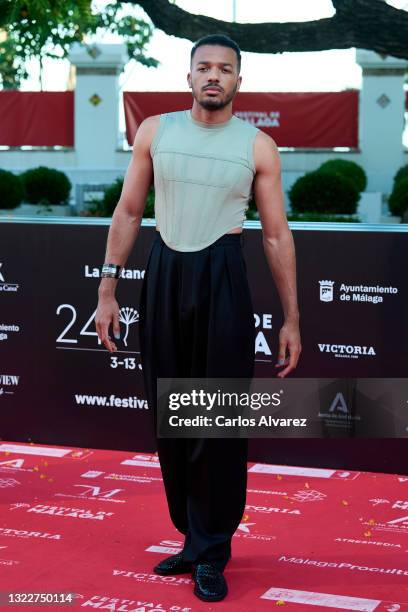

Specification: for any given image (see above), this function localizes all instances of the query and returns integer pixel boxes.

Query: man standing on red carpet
[95,34,301,603]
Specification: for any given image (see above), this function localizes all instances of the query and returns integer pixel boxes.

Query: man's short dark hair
[190,34,241,74]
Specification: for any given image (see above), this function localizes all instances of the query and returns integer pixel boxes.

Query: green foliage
[0,0,91,28]
[0,36,29,87]
[80,199,105,217]
[244,194,258,219]
[94,4,159,70]
[393,164,408,187]
[286,212,360,222]
[0,0,158,89]
[245,209,258,220]
[0,0,94,88]
[244,200,361,222]
[288,170,360,214]
[388,176,408,217]
[84,177,155,218]
[144,187,155,218]
[101,177,124,216]
[20,165,71,204]
[317,159,367,193]
[0,168,24,209]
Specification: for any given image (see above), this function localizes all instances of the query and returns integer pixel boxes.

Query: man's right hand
[95,295,120,353]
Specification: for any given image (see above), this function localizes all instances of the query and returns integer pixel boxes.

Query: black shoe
[192,562,228,602]
[153,552,193,575]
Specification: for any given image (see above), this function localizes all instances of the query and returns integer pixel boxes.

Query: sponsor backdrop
[1,220,407,473]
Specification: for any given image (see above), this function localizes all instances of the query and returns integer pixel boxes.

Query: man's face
[187,44,242,111]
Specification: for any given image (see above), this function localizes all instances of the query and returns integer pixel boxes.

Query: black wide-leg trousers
[138,231,255,572]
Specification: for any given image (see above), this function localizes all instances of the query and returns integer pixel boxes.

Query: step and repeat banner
[1,221,407,472]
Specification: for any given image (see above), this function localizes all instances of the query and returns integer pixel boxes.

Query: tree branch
[130,0,408,60]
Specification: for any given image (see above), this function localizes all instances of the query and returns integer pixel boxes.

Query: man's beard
[191,82,238,110]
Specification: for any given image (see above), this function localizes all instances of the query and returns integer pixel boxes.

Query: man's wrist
[284,311,300,324]
[98,279,117,299]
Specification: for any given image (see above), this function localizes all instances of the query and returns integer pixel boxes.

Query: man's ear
[187,72,191,88]
[236,75,242,92]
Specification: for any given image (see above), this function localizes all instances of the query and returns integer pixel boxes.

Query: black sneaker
[192,562,228,602]
[153,552,193,575]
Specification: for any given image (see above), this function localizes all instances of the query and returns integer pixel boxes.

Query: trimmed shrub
[20,166,71,205]
[101,177,124,216]
[388,176,408,217]
[245,194,258,220]
[245,209,259,220]
[317,159,367,193]
[288,170,360,214]
[286,212,360,222]
[393,164,408,187]
[0,169,24,209]
[85,177,155,218]
[144,187,155,218]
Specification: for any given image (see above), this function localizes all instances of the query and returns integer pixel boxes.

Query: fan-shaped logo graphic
[119,307,139,347]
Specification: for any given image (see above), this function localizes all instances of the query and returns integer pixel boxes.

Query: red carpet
[0,440,407,611]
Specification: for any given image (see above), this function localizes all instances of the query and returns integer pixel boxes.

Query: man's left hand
[274,319,302,378]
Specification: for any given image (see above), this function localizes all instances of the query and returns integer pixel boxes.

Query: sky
[20,0,408,93]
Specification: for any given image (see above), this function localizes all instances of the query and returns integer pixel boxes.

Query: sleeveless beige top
[150,108,259,251]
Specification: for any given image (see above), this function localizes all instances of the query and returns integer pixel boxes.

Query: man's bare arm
[252,131,302,377]
[95,115,159,353]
